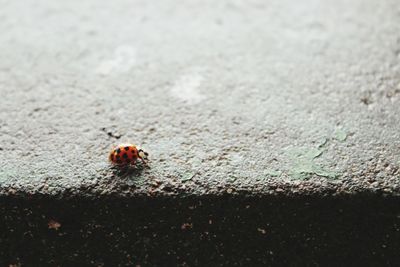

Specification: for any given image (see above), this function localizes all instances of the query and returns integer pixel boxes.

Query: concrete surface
[0,0,400,197]
[1,0,400,265]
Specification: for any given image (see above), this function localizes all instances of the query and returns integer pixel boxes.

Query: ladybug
[109,144,149,166]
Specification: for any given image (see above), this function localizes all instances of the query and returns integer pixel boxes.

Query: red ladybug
[109,144,149,166]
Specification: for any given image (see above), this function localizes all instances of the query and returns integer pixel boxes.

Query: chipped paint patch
[264,169,282,177]
[334,129,347,142]
[227,177,237,183]
[180,172,197,182]
[170,72,205,104]
[287,147,339,180]
[317,137,328,148]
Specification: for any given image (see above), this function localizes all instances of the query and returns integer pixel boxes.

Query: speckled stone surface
[1,0,400,198]
[1,0,400,265]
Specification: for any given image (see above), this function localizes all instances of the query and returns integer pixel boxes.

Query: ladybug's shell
[109,144,139,165]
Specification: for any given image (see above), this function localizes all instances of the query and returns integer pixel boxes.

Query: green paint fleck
[312,165,339,179]
[287,147,339,180]
[227,177,237,182]
[181,172,197,182]
[305,148,324,159]
[318,137,329,148]
[335,129,347,142]
[288,147,324,160]
[264,170,282,177]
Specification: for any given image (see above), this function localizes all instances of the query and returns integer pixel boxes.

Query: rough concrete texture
[1,0,400,197]
[1,0,400,265]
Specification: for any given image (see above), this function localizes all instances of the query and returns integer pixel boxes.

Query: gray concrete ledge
[1,0,400,199]
[1,0,400,265]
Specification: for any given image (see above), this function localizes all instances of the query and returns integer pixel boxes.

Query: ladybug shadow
[111,163,148,179]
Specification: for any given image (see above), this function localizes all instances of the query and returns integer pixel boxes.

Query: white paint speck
[170,72,206,104]
[95,45,136,76]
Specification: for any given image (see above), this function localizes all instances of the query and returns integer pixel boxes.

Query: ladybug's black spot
[116,155,120,160]
[122,153,128,159]
[116,148,121,154]
[124,146,130,151]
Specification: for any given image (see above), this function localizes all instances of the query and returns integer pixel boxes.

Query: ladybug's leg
[140,158,149,167]
[130,160,137,167]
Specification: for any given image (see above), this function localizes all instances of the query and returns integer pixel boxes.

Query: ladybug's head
[138,148,149,161]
